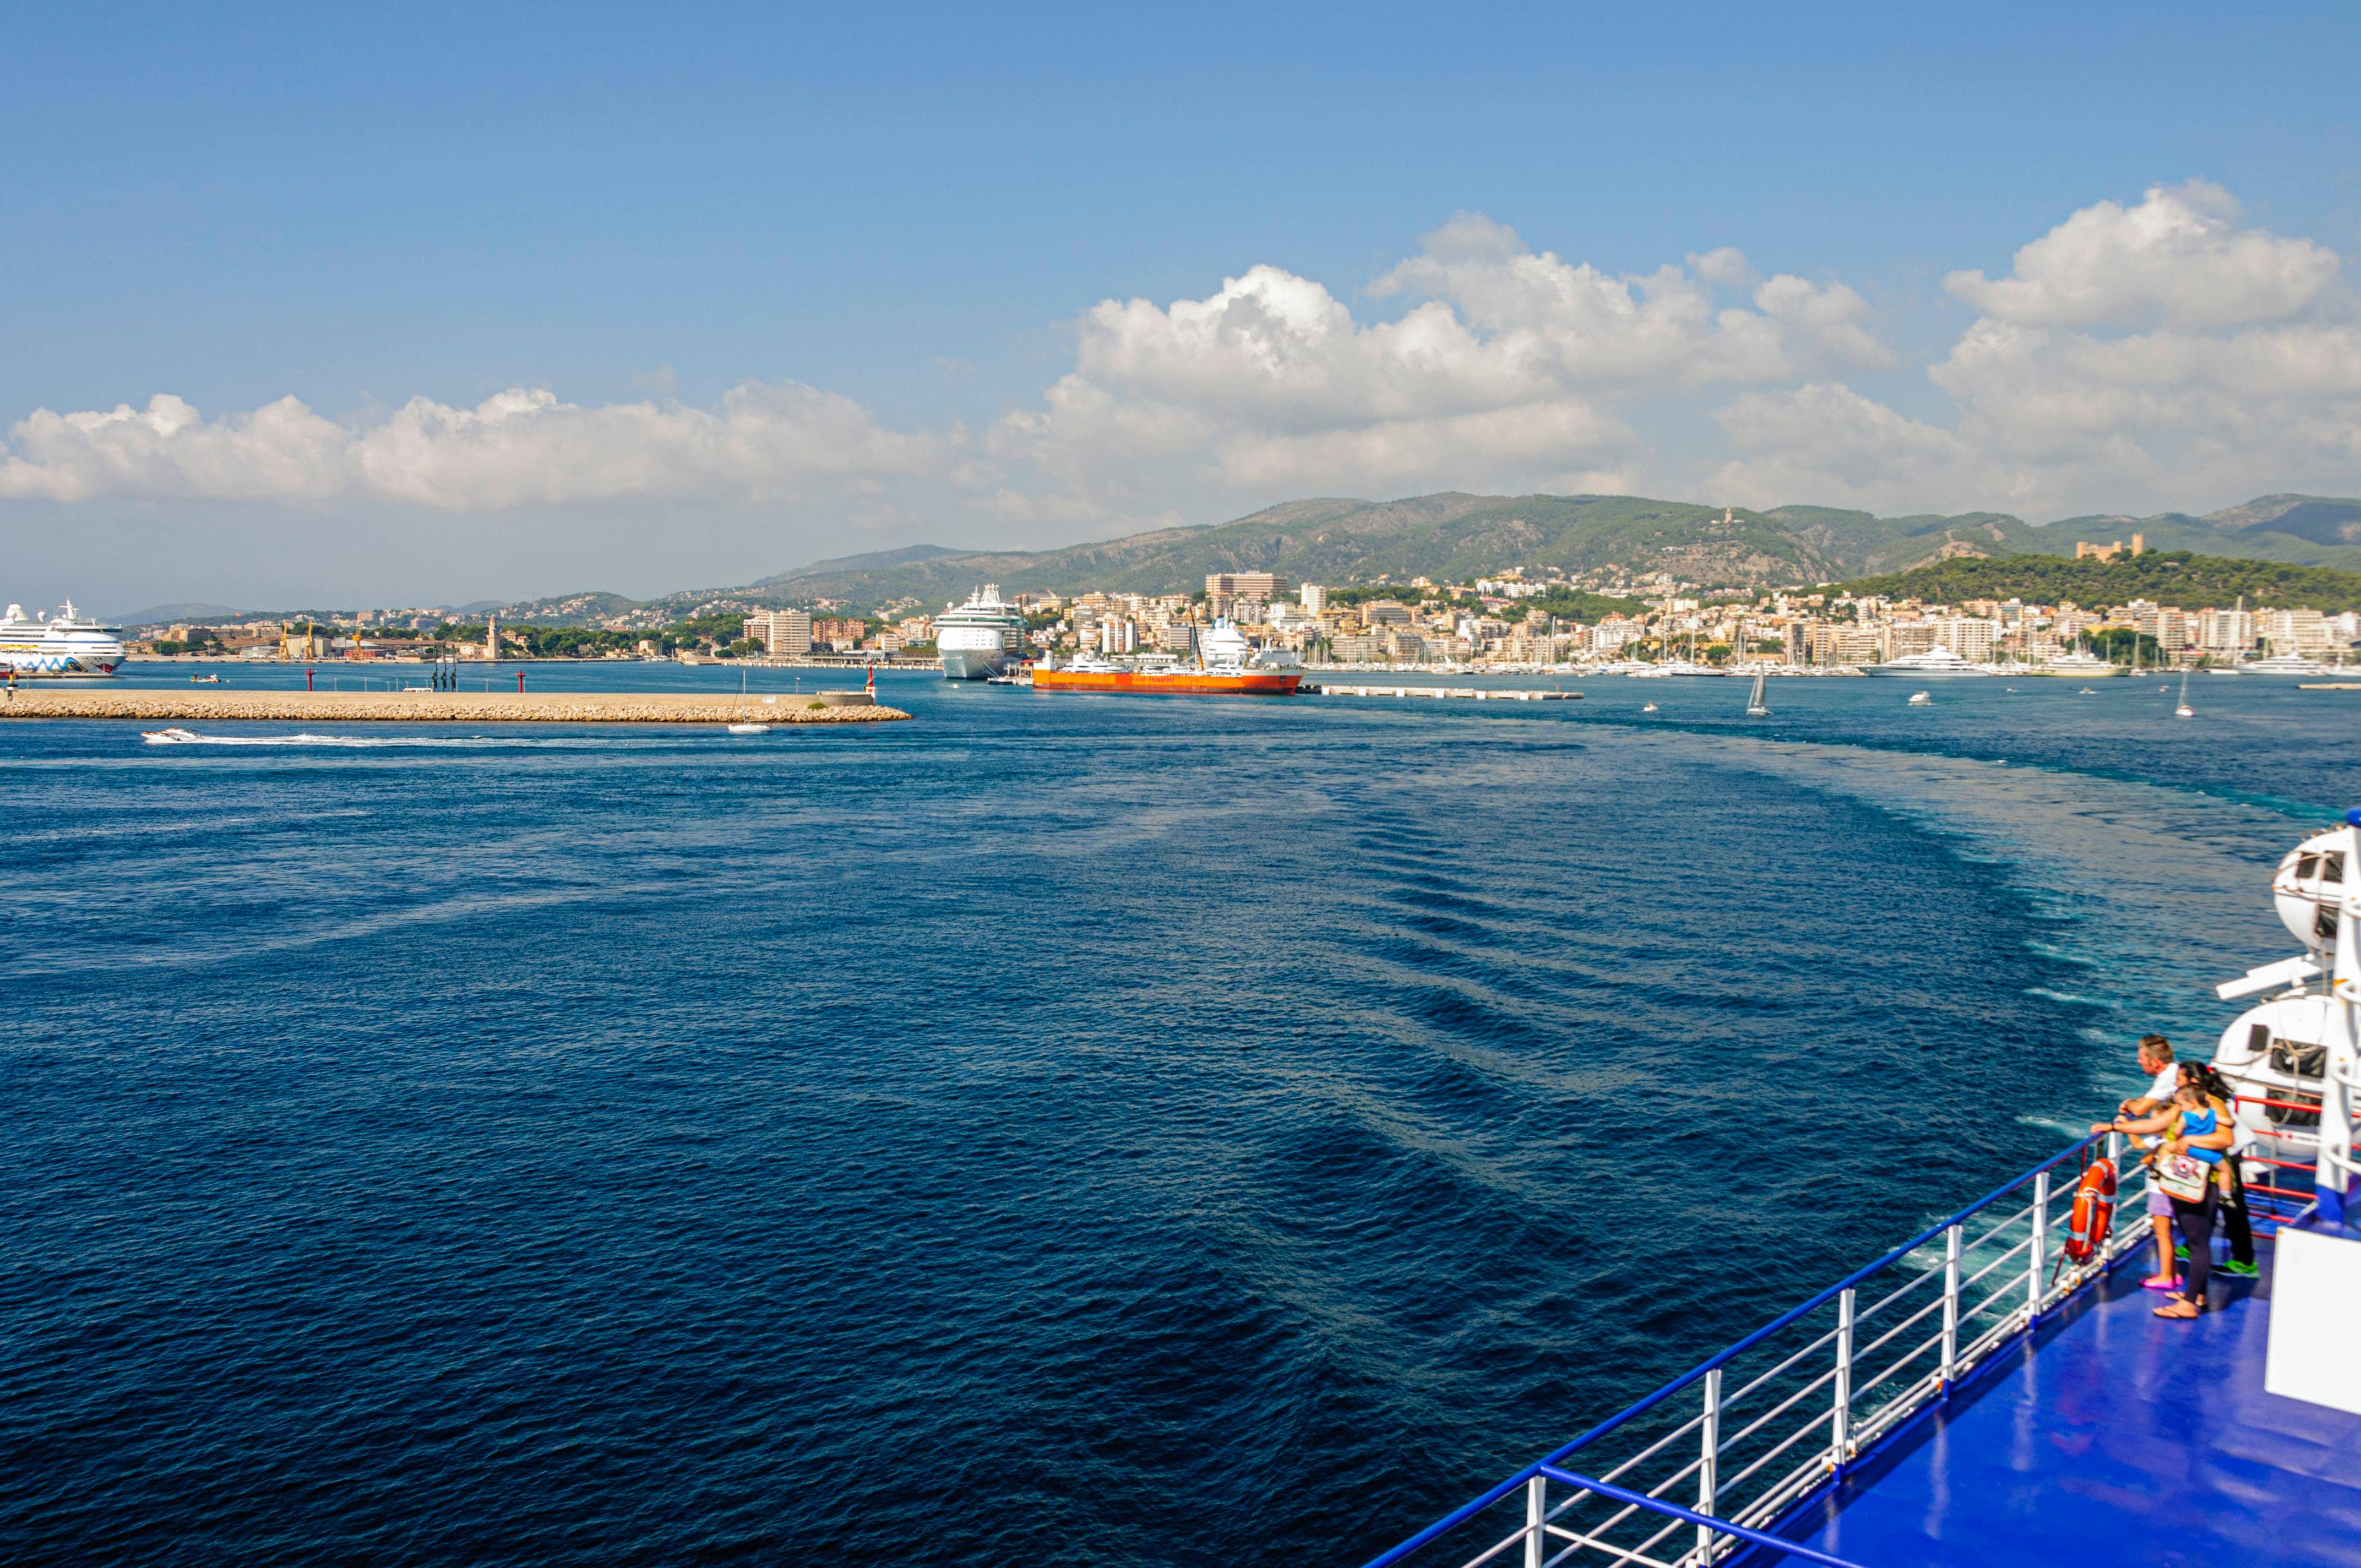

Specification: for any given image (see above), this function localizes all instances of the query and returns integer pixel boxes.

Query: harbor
[0,688,909,725]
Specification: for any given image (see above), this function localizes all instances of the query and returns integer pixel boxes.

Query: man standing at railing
[2092,1033,2185,1291]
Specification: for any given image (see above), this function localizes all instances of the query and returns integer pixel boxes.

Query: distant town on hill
[476,489,2361,624]
[111,489,2361,631]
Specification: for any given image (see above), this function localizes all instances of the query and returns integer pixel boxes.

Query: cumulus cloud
[1708,183,2361,516]
[991,214,1892,516]
[1943,180,2341,329]
[0,382,952,508]
[8,186,2360,548]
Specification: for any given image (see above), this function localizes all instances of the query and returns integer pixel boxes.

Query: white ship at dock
[935,586,1027,680]
[1,602,126,676]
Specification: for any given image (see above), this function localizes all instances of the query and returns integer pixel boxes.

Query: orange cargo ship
[1030,666,1300,695]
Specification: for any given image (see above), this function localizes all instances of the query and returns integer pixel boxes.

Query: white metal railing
[1363,1136,2150,1568]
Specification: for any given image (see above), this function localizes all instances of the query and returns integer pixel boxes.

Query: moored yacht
[1865,645,1991,678]
[2243,650,2336,676]
[2026,647,2123,677]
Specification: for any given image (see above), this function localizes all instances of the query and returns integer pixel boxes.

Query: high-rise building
[743,611,813,655]
[2197,607,2256,652]
[1300,584,1328,614]
[1206,572,1291,599]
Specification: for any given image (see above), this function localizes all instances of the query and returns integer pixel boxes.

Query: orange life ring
[2063,1157,2117,1262]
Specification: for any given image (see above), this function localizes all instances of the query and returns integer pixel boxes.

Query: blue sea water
[3,666,2353,1565]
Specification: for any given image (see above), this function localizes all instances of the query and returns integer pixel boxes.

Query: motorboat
[725,722,771,735]
[1907,690,1932,705]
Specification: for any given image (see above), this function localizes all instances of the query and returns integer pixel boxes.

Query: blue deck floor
[1775,1243,2361,1567]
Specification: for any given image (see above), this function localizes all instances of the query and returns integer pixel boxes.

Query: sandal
[2153,1299,2200,1320]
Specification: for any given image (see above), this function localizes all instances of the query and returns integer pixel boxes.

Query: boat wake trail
[140,729,556,749]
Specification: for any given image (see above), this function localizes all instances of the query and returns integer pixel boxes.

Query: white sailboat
[727,667,771,733]
[1745,667,1769,717]
[2175,667,2194,719]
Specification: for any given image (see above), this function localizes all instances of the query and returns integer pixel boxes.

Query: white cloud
[991,214,1893,517]
[0,382,952,508]
[1710,183,2361,517]
[1943,180,2341,329]
[8,186,2361,558]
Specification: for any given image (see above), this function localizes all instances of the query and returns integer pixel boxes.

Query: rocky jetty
[0,690,911,725]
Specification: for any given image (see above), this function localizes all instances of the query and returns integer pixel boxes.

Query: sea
[3,662,2353,1565]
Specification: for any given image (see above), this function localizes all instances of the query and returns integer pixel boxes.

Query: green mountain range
[1838,549,2361,614]
[496,490,2361,620]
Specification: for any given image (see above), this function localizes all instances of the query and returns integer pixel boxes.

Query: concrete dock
[1301,684,1581,701]
[0,689,910,725]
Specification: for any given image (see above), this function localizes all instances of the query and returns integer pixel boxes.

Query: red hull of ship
[1030,669,1301,695]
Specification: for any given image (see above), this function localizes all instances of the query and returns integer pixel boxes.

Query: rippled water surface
[4,666,2353,1564]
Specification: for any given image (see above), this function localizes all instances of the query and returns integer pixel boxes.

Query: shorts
[2147,1189,2174,1218]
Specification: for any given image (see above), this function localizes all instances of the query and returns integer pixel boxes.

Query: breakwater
[0,689,910,724]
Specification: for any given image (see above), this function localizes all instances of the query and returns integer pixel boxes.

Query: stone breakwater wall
[0,690,911,725]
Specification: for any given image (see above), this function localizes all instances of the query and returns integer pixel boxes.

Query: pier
[1301,684,1581,701]
[0,690,910,725]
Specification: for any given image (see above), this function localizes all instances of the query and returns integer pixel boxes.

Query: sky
[4,2,2359,613]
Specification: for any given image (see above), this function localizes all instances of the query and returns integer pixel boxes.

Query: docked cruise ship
[0,601,127,676]
[934,586,1027,680]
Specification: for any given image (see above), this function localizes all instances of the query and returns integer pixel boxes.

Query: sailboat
[2175,667,2194,719]
[727,666,771,734]
[1745,667,1769,717]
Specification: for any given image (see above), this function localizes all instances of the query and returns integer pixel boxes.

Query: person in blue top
[2150,1081,2235,1320]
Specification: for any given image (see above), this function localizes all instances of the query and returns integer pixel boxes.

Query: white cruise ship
[1864,645,1991,678]
[935,586,1027,680]
[1,601,127,676]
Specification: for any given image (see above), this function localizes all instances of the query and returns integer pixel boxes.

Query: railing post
[1830,1288,1853,1468]
[1940,1224,1961,1390]
[2027,1172,2050,1322]
[1525,1474,1544,1568]
[1694,1368,1721,1566]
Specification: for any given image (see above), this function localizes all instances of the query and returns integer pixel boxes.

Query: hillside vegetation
[753,493,2055,607]
[1836,550,2361,613]
[489,489,2361,622]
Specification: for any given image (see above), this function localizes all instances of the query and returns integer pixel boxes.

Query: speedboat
[725,722,771,735]
[1907,690,1932,705]
[140,727,202,744]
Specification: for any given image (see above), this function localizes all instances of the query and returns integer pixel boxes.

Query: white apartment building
[2196,607,2256,652]
[743,610,813,655]
[2265,608,2333,652]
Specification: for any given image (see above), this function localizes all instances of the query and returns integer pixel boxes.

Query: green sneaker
[2173,1245,2189,1260]
[2222,1260,2260,1278]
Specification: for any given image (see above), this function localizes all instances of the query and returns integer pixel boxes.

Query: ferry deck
[1360,1145,2360,1568]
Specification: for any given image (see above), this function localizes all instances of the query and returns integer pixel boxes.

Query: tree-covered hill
[1835,550,2361,613]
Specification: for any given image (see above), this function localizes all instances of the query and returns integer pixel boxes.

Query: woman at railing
[2182,1061,2260,1280]
[2151,1082,2237,1320]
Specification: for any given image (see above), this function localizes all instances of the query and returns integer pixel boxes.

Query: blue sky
[4,2,2359,610]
